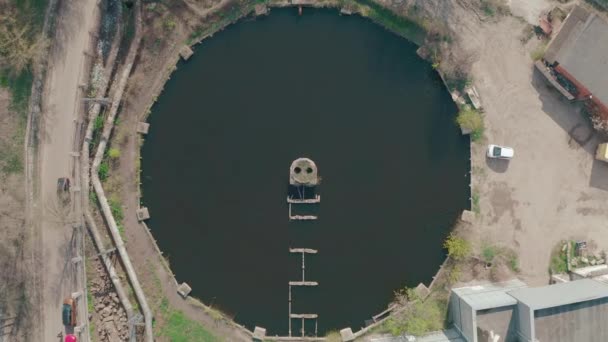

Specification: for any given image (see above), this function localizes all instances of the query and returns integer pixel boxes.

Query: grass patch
[87,290,95,316]
[108,195,124,222]
[472,191,480,214]
[14,0,48,28]
[350,0,426,45]
[157,298,217,342]
[456,108,484,141]
[549,241,569,274]
[386,297,446,336]
[98,161,109,181]
[507,251,520,272]
[444,233,471,261]
[482,245,497,263]
[0,69,34,116]
[0,150,24,174]
[0,73,27,176]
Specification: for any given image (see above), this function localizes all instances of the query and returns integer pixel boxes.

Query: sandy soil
[451,1,608,285]
[37,0,99,340]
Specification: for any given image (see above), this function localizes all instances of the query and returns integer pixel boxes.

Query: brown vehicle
[62,297,76,326]
[57,177,71,203]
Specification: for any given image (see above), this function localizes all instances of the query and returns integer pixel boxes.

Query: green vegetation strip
[0,70,32,175]
[456,108,484,142]
[347,0,425,45]
[158,299,218,342]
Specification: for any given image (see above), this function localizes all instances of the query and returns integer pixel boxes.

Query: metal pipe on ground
[84,211,136,320]
[81,42,137,342]
[89,1,153,340]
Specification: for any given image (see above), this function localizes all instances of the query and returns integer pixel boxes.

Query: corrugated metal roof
[508,278,608,310]
[550,8,608,105]
[452,279,527,310]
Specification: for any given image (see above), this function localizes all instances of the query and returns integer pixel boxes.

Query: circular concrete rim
[290,158,318,186]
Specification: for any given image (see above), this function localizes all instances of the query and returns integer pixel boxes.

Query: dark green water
[142,8,470,335]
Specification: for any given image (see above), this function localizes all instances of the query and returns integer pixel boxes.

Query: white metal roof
[452,279,527,310]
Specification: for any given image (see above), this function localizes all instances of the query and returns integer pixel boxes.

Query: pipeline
[86,0,153,340]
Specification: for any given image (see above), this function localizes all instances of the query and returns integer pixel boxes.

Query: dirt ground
[0,89,29,340]
[105,0,252,340]
[36,0,99,340]
[450,0,608,286]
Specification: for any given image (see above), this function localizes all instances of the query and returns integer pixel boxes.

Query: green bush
[444,233,470,261]
[456,108,484,141]
[530,42,547,61]
[386,299,445,336]
[108,147,121,159]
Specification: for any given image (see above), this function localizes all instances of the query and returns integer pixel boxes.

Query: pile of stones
[89,260,130,341]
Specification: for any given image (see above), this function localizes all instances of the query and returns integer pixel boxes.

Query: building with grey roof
[449,278,608,342]
[542,5,608,118]
[450,280,526,342]
[509,279,608,342]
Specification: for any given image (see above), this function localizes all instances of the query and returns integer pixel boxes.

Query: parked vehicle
[62,297,76,326]
[487,144,514,159]
[57,177,71,202]
[65,334,77,342]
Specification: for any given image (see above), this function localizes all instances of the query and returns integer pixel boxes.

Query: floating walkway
[288,281,318,287]
[287,195,321,203]
[289,248,318,254]
[288,247,318,337]
[288,203,318,221]
[286,159,320,337]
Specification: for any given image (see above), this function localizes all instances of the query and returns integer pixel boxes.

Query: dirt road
[38,0,99,340]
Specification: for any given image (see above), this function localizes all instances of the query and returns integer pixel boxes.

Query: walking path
[37,0,99,340]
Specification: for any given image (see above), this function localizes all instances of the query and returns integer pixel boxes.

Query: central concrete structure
[289,158,318,186]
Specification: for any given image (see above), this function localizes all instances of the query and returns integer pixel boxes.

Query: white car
[487,144,514,159]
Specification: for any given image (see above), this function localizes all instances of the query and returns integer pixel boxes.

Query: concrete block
[254,4,268,15]
[253,326,267,340]
[179,46,194,61]
[340,327,355,341]
[461,210,476,224]
[137,122,150,135]
[177,282,192,298]
[415,282,431,299]
[136,207,150,221]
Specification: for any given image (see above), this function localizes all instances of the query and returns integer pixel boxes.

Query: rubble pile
[89,260,130,341]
